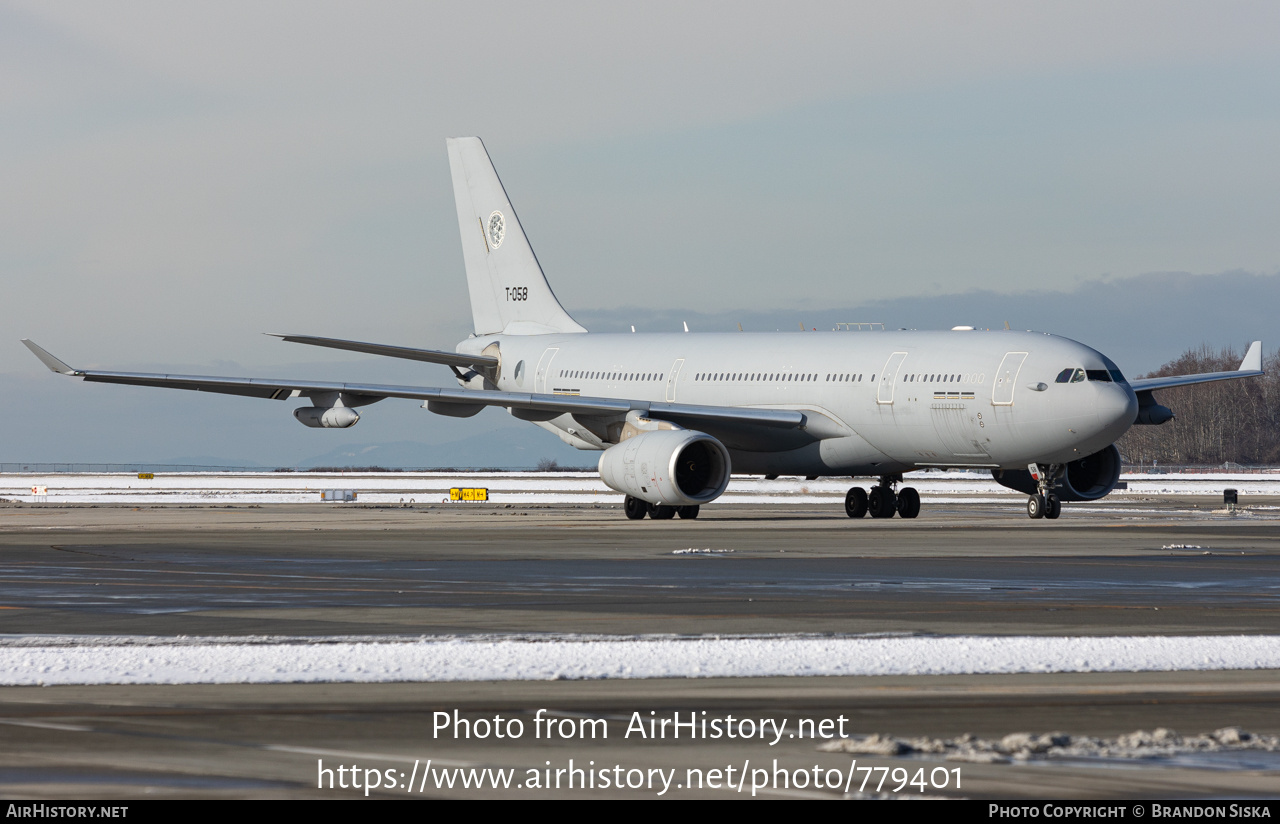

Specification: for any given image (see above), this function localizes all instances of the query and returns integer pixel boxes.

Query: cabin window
[1086,370,1112,382]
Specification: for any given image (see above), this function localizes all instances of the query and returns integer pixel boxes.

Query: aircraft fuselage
[461,329,1139,477]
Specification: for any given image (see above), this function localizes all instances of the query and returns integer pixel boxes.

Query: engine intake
[598,429,731,506]
[992,443,1122,502]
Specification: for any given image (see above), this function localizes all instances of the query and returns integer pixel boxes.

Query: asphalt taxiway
[1,497,1278,798]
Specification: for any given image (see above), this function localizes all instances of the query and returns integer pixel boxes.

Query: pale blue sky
[3,1,1278,464]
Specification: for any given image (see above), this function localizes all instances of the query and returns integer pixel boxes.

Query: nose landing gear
[1026,464,1063,520]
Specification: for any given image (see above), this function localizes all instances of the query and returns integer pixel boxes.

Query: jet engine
[598,429,731,506]
[294,406,360,428]
[992,443,1122,502]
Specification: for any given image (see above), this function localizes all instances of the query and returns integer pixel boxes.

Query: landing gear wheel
[868,486,897,518]
[677,505,700,519]
[896,487,921,519]
[624,496,648,520]
[1044,494,1061,520]
[649,504,676,520]
[844,487,868,519]
[1027,494,1046,519]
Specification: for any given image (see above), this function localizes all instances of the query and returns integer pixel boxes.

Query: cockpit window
[1056,368,1087,383]
[1059,365,1124,384]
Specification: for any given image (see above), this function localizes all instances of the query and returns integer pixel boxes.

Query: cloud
[4,3,1278,462]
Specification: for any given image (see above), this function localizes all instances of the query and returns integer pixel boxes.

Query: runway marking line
[266,744,475,768]
[0,719,92,732]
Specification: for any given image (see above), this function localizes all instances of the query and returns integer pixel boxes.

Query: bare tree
[1117,345,1279,466]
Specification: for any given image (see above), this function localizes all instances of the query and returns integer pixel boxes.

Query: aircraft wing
[21,340,807,445]
[1128,340,1264,393]
[267,333,499,370]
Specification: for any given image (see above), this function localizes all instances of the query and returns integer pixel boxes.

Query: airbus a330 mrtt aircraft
[23,137,1265,521]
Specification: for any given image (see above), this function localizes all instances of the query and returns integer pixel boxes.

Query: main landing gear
[623,495,699,521]
[845,476,919,519]
[1026,464,1063,520]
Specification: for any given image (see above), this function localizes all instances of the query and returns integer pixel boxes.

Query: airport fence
[1121,463,1280,474]
[0,463,269,474]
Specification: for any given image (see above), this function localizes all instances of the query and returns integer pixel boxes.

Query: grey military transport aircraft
[23,137,1265,521]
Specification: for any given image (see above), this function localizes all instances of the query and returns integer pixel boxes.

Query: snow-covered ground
[3,470,1278,505]
[1,634,1277,686]
[3,471,1275,687]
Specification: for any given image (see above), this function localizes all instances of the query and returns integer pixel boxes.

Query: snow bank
[2,634,1277,686]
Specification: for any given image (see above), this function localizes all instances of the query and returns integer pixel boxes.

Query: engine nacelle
[1134,390,1174,425]
[294,406,360,428]
[992,443,1123,502]
[598,429,731,506]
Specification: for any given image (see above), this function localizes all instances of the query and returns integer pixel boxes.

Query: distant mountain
[297,427,593,469]
[156,455,268,468]
[576,269,1280,375]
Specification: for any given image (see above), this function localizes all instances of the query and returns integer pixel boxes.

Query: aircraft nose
[1097,383,1138,437]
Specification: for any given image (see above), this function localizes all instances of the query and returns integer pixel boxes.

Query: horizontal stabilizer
[269,334,498,370]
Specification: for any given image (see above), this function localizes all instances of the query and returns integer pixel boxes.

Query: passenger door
[665,358,685,402]
[876,352,908,405]
[992,352,1028,406]
[534,347,559,394]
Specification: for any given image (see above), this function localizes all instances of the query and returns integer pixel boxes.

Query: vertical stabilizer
[447,137,586,336]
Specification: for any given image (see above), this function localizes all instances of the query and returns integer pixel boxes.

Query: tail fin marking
[446,137,586,336]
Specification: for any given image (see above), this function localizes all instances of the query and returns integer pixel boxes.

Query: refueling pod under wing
[294,406,360,428]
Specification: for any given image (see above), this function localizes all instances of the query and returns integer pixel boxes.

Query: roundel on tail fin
[487,211,505,249]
